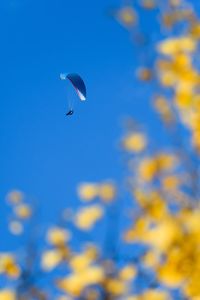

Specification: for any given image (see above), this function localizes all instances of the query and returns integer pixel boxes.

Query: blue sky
[0,0,177,249]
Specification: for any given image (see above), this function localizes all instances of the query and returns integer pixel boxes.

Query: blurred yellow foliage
[126,217,182,253]
[162,9,194,29]
[57,296,72,300]
[134,190,167,220]
[78,183,99,201]
[57,273,86,297]
[14,204,32,219]
[156,153,177,171]
[78,182,116,202]
[140,0,156,9]
[138,158,158,181]
[98,183,116,202]
[116,6,137,27]
[74,205,104,230]
[154,96,174,123]
[0,254,20,279]
[170,0,181,7]
[119,265,137,281]
[3,1,200,299]
[8,221,23,235]
[137,152,177,182]
[189,22,200,39]
[142,250,161,269]
[137,67,153,81]
[134,289,171,300]
[6,190,23,204]
[0,290,16,300]
[57,266,104,296]
[105,278,127,295]
[123,133,147,153]
[47,227,71,246]
[158,37,196,57]
[70,253,93,272]
[161,175,182,191]
[41,249,63,271]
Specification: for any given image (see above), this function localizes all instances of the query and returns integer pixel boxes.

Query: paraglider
[66,109,74,116]
[60,73,87,116]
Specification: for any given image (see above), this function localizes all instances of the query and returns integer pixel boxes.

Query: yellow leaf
[143,218,182,252]
[47,227,71,246]
[123,133,147,153]
[74,205,103,230]
[57,274,85,297]
[124,218,150,242]
[140,0,157,10]
[6,190,23,205]
[84,245,98,261]
[175,88,194,108]
[0,290,16,300]
[119,265,137,281]
[158,263,185,287]
[77,183,99,201]
[140,289,171,300]
[134,190,167,219]
[82,266,104,285]
[161,175,181,191]
[138,158,157,181]
[190,22,200,39]
[143,250,161,269]
[156,154,177,172]
[98,183,116,202]
[41,250,62,271]
[8,221,23,236]
[57,266,104,296]
[14,204,32,219]
[137,67,153,81]
[117,6,137,27]
[179,209,200,235]
[0,254,20,279]
[70,254,92,272]
[154,96,174,123]
[158,37,196,56]
[184,272,200,298]
[106,278,127,295]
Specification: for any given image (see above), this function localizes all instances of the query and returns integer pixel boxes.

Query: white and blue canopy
[60,73,86,101]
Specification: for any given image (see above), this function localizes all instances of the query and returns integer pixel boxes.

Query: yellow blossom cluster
[0,254,20,279]
[135,153,178,184]
[156,30,200,153]
[125,182,200,298]
[41,227,71,271]
[56,246,104,297]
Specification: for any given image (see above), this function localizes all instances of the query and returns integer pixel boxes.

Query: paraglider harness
[66,109,74,116]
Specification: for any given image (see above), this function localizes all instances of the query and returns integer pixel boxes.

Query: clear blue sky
[0,0,188,249]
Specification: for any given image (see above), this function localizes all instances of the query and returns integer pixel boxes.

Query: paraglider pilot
[66,109,74,116]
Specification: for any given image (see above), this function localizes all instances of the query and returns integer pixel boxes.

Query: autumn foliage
[1,0,200,299]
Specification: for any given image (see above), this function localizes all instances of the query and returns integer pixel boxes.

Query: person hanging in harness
[66,109,74,116]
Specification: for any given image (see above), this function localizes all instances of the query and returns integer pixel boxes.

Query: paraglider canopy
[60,73,86,101]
